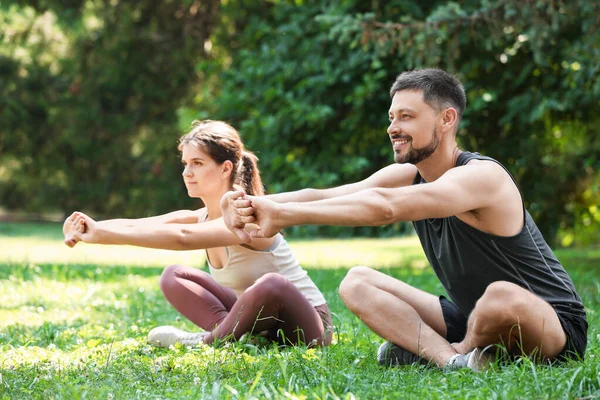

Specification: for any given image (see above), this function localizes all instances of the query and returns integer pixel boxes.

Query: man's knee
[339,266,374,310]
[476,281,529,323]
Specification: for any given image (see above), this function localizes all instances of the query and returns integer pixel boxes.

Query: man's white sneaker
[445,347,493,372]
[147,326,208,348]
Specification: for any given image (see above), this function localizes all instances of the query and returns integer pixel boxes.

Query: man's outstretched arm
[227,162,508,239]
[266,163,418,203]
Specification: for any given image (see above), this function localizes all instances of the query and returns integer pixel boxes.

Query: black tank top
[412,151,585,316]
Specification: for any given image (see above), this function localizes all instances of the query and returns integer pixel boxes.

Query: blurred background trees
[1,0,598,246]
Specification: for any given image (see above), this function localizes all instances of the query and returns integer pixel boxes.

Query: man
[220,69,587,370]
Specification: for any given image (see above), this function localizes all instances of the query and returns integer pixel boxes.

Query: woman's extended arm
[67,212,274,251]
[62,209,205,247]
[92,209,203,228]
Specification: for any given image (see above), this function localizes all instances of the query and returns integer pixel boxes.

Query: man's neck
[416,146,462,182]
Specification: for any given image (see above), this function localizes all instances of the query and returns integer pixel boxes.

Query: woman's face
[180,144,227,198]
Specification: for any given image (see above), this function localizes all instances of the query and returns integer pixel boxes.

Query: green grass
[0,222,598,399]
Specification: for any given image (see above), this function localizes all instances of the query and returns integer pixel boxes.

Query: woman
[63,120,332,348]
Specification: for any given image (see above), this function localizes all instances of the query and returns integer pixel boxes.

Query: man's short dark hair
[389,69,467,121]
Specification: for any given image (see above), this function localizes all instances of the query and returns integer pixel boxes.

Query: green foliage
[1,0,599,244]
[0,1,220,217]
[195,1,417,237]
[187,0,600,243]
[210,2,396,192]
[313,0,600,244]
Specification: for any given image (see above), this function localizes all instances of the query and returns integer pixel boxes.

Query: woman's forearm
[89,218,242,251]
[92,224,191,250]
[95,210,200,228]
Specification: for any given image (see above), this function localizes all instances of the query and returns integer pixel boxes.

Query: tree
[2,0,598,244]
[1,0,220,217]
[199,0,599,243]
[344,0,600,245]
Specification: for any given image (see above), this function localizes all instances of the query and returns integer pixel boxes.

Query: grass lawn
[0,222,598,399]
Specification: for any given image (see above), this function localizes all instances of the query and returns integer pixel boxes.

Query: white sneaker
[446,347,493,372]
[147,326,208,348]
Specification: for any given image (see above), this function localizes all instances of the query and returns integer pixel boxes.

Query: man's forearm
[275,188,400,228]
[96,219,137,228]
[266,188,324,203]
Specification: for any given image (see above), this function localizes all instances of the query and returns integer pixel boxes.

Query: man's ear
[441,107,459,133]
[222,160,234,179]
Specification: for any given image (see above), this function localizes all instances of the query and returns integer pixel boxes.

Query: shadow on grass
[0,261,444,293]
[2,320,89,348]
[2,254,596,300]
[0,262,166,282]
[0,221,64,241]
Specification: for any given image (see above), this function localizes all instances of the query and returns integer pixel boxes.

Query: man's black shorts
[438,295,588,361]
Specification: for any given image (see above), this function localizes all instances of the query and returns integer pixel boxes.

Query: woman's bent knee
[248,273,290,300]
[160,264,183,294]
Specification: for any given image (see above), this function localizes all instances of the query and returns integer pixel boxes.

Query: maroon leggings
[159,265,332,346]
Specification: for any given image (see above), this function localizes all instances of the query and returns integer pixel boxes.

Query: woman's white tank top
[207,234,326,307]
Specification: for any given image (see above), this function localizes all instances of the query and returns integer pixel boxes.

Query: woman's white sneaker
[147,326,208,347]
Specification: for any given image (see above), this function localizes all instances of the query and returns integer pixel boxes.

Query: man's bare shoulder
[370,163,419,188]
[456,159,523,235]
[432,158,516,207]
[461,158,512,183]
[462,158,503,168]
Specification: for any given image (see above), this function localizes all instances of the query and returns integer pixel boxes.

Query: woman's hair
[178,120,265,196]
